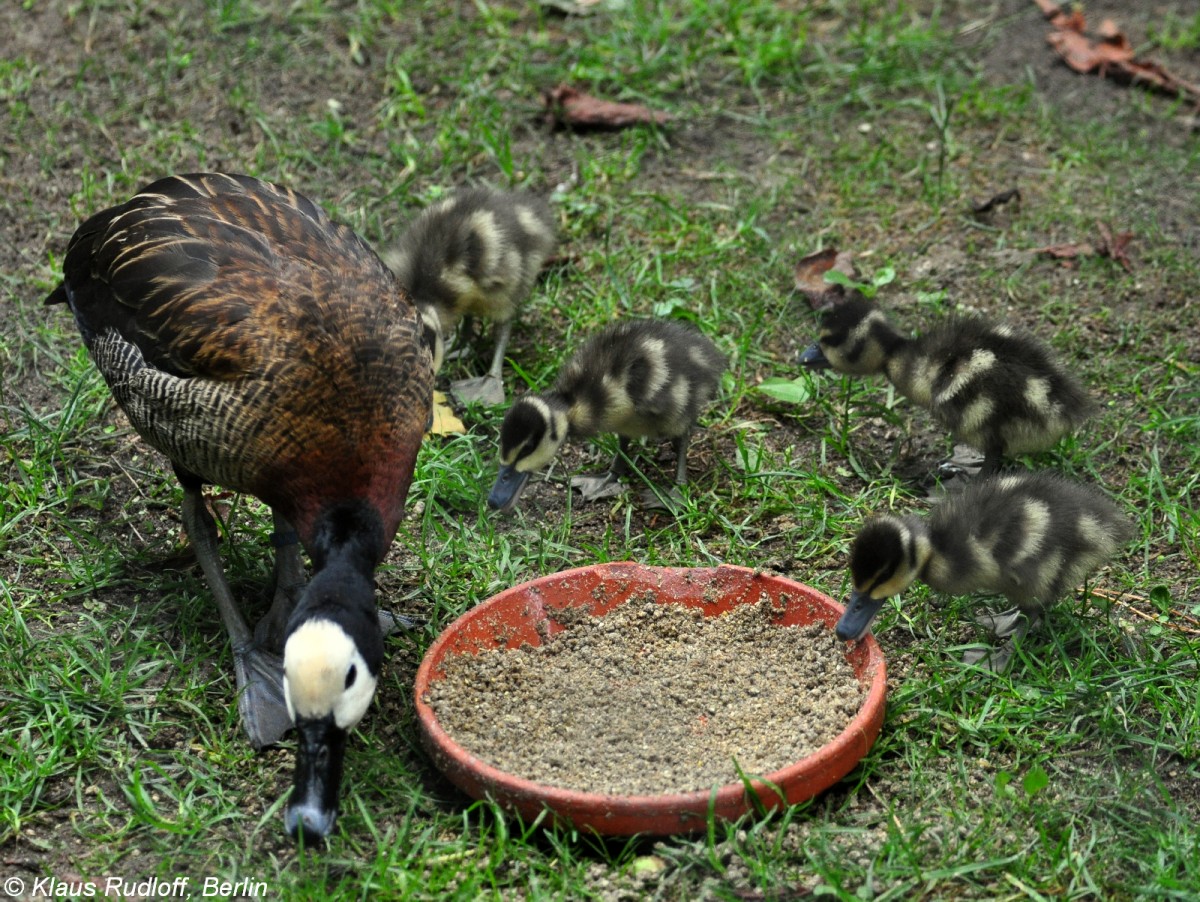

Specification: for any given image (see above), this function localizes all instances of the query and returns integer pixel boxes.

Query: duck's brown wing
[49,173,396,381]
[48,173,433,542]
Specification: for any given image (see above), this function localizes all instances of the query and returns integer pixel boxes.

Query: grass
[2,0,1198,898]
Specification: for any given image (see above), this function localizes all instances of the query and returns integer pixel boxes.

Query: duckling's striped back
[889,318,1096,459]
[554,319,726,440]
[922,471,1132,609]
[384,187,556,327]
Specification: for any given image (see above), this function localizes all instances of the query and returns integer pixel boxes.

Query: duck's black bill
[284,715,347,844]
[798,342,831,369]
[835,590,885,642]
[487,464,530,513]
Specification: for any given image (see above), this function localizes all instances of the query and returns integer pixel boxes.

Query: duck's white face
[283,618,377,730]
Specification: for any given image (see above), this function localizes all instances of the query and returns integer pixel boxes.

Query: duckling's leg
[180,484,292,749]
[973,606,1038,639]
[963,607,1041,671]
[978,443,1004,477]
[571,437,632,502]
[640,432,692,512]
[673,431,692,486]
[451,319,511,406]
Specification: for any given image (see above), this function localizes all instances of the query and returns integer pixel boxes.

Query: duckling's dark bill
[488,464,530,512]
[835,591,885,642]
[798,343,831,369]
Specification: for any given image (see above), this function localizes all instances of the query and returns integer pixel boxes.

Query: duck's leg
[571,437,631,502]
[452,318,511,405]
[252,512,307,653]
[180,485,292,749]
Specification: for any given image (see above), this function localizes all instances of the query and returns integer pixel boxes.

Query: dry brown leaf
[1035,224,1134,271]
[793,247,860,311]
[1035,242,1096,266]
[1096,222,1135,271]
[1039,2,1200,105]
[543,84,671,130]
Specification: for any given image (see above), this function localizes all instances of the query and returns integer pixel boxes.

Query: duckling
[799,297,1095,475]
[383,187,557,405]
[837,471,1132,669]
[487,319,726,512]
[46,173,434,842]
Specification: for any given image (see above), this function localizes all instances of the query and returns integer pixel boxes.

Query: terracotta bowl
[414,562,886,836]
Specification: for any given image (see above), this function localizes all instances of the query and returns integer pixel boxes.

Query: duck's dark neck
[308,500,386,573]
[288,501,385,669]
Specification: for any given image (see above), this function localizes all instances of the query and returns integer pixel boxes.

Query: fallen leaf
[427,390,465,436]
[1038,2,1200,106]
[793,247,860,311]
[972,188,1021,215]
[1096,222,1135,271]
[1032,241,1099,266]
[1034,224,1134,271]
[543,84,671,130]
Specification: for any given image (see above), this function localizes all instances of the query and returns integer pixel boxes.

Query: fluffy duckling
[799,298,1095,475]
[837,471,1132,669]
[488,319,726,512]
[384,187,557,404]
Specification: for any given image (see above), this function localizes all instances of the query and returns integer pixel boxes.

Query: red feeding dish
[414,562,887,836]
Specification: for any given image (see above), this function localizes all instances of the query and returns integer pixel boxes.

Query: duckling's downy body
[838,471,1131,667]
[47,173,434,842]
[384,187,557,404]
[800,298,1095,474]
[488,319,726,511]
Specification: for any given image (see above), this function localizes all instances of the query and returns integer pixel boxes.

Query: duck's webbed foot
[378,609,424,635]
[233,644,292,749]
[962,607,1040,672]
[639,484,685,513]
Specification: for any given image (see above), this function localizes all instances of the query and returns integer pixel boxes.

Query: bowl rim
[413,561,887,835]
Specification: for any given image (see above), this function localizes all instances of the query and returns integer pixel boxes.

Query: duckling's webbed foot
[962,642,1014,672]
[451,374,506,406]
[973,606,1039,640]
[938,444,986,478]
[962,607,1040,672]
[234,644,293,749]
[570,471,628,502]
[639,485,685,513]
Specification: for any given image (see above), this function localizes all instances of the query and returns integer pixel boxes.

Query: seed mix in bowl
[425,596,867,796]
